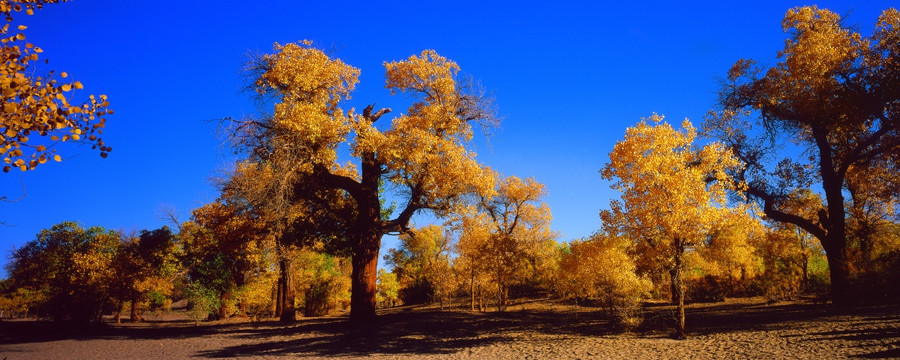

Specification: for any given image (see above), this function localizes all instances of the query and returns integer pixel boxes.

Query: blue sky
[0,1,894,277]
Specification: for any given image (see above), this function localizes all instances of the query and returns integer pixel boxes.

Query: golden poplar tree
[601,115,740,339]
[454,174,557,312]
[230,41,497,325]
[707,6,900,305]
[386,225,453,307]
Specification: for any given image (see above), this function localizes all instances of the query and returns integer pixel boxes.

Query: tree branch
[745,185,827,240]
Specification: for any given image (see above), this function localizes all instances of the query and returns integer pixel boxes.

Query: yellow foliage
[602,115,741,262]
[557,233,651,306]
[454,174,558,310]
[1,0,111,172]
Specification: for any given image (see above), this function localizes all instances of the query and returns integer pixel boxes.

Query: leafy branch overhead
[1,0,111,173]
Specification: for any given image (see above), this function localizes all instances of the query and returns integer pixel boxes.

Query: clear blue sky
[1,1,894,277]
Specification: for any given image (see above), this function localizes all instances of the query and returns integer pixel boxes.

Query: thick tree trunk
[278,257,296,322]
[822,232,852,306]
[130,296,143,322]
[275,280,283,317]
[815,127,853,306]
[349,229,381,326]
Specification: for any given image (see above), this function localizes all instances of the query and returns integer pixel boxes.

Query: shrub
[557,234,651,331]
[185,283,220,323]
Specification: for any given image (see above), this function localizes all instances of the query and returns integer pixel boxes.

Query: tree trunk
[278,257,296,322]
[815,127,853,306]
[275,279,283,317]
[800,238,809,290]
[669,269,681,306]
[470,270,476,311]
[822,233,852,306]
[349,229,381,326]
[219,293,227,319]
[130,296,143,322]
[115,300,123,324]
[672,240,686,339]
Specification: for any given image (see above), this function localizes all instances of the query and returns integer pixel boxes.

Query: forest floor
[0,297,898,359]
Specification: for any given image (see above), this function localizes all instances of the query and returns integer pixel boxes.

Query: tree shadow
[197,305,621,358]
[2,299,897,358]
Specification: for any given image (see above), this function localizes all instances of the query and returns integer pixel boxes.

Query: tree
[454,174,557,311]
[601,115,741,339]
[845,160,899,271]
[111,227,181,322]
[1,0,111,173]
[706,6,900,305]
[692,206,765,292]
[292,249,351,317]
[385,225,453,307]
[180,198,271,320]
[7,221,119,321]
[376,268,400,308]
[229,41,497,326]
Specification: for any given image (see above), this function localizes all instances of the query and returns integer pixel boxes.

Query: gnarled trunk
[349,221,381,326]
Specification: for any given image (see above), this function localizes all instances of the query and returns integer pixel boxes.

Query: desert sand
[1,297,897,359]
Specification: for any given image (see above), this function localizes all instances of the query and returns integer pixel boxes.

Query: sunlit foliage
[376,269,400,308]
[1,0,111,173]
[601,115,741,338]
[557,233,651,329]
[292,249,351,317]
[385,225,453,306]
[180,199,272,320]
[454,174,557,312]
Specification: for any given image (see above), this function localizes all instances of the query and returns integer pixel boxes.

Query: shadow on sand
[1,299,897,358]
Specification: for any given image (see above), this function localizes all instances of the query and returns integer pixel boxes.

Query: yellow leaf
[61,72,68,78]
[53,155,61,162]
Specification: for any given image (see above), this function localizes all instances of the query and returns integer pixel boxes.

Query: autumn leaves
[1,0,111,172]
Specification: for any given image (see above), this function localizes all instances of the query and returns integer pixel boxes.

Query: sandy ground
[1,297,898,359]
